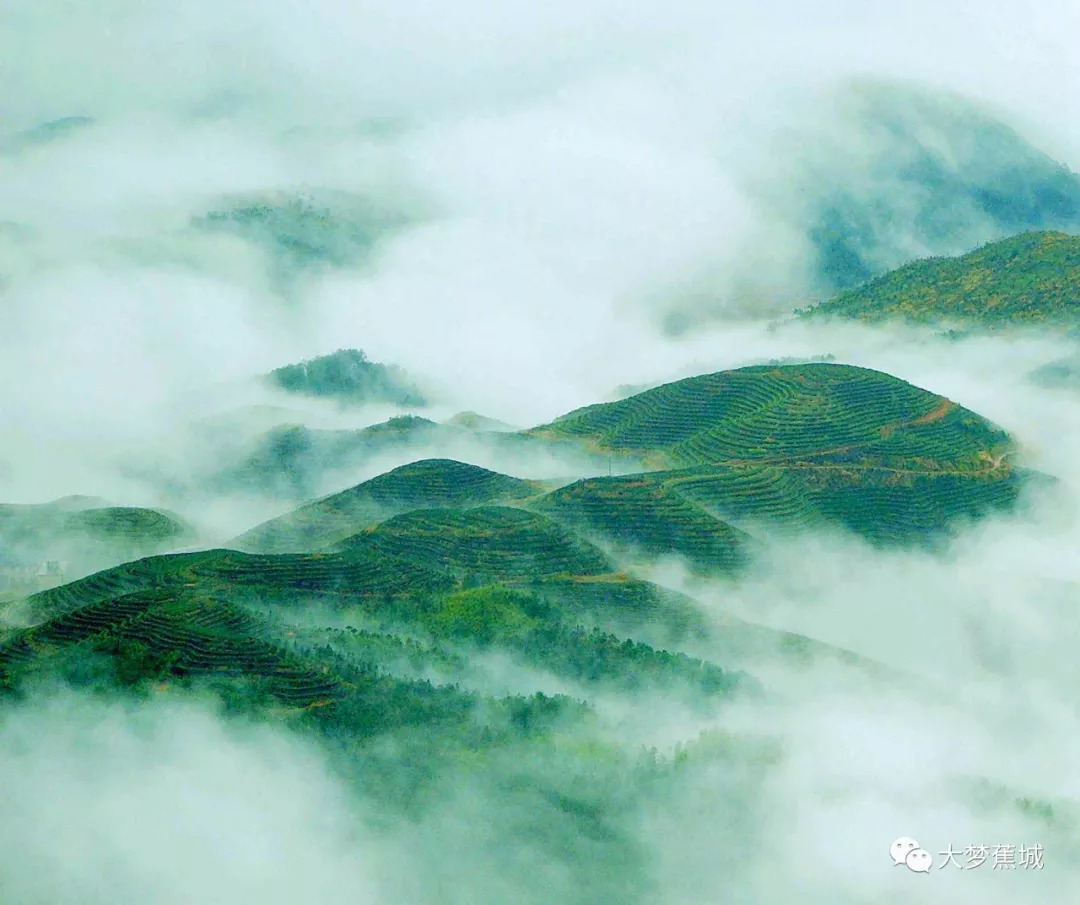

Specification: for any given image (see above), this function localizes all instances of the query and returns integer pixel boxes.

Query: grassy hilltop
[800,230,1080,327]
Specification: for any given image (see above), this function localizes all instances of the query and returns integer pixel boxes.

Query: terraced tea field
[0,360,1034,743]
[529,475,752,573]
[531,363,1011,469]
[23,547,457,625]
[236,459,544,553]
[0,545,778,743]
[665,462,1027,542]
[340,506,614,581]
[231,363,1023,566]
[0,586,347,704]
[522,363,1023,544]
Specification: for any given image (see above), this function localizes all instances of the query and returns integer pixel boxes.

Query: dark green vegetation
[801,231,1080,327]
[267,347,428,407]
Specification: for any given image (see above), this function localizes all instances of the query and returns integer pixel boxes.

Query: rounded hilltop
[532,361,1013,471]
[233,458,542,554]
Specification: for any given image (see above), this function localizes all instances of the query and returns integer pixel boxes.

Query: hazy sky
[2,0,1079,446]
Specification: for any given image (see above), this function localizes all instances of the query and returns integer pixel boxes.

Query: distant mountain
[0,501,191,592]
[193,191,419,276]
[209,417,446,501]
[799,231,1080,327]
[798,80,1080,295]
[0,115,96,154]
[1029,351,1080,390]
[0,501,188,552]
[664,80,1080,332]
[443,411,518,431]
[266,348,428,406]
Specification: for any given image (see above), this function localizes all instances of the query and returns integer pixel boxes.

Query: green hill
[1,539,876,736]
[19,548,456,626]
[58,506,188,544]
[18,542,693,643]
[0,501,186,546]
[0,544,780,756]
[655,463,1024,543]
[1028,351,1080,390]
[231,362,1026,561]
[799,230,1080,327]
[444,411,518,431]
[532,362,1011,470]
[235,459,544,553]
[210,417,443,500]
[530,363,1023,543]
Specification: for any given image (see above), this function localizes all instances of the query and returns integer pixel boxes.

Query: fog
[3,0,1080,901]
